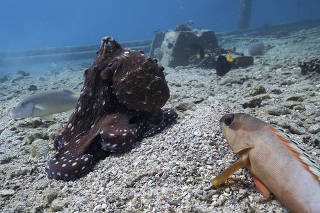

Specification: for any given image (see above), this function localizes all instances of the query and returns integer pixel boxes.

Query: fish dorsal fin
[269,125,320,182]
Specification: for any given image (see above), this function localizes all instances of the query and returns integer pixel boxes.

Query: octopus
[46,36,177,181]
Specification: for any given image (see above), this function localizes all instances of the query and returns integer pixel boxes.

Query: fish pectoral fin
[34,104,45,110]
[211,157,248,187]
[252,176,272,200]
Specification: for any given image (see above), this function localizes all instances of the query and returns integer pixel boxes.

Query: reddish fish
[211,113,320,213]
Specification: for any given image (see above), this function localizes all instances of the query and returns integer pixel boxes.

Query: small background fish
[10,89,79,119]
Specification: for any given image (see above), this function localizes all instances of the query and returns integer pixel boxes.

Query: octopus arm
[46,150,94,181]
[144,108,178,137]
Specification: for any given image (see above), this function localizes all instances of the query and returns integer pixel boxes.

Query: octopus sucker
[46,36,177,181]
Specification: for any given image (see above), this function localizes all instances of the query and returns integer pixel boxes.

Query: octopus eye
[84,69,89,76]
[223,114,234,126]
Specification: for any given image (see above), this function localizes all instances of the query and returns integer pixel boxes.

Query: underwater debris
[175,20,194,31]
[216,55,232,76]
[248,42,264,56]
[299,58,320,75]
[232,56,254,68]
[160,29,218,67]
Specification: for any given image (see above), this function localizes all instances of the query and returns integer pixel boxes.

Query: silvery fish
[10,89,79,119]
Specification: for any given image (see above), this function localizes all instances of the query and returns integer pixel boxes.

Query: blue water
[0,0,319,75]
[1,0,319,51]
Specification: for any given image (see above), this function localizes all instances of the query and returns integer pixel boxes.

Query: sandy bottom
[0,22,320,212]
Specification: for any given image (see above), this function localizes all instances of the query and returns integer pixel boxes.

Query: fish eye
[224,114,234,126]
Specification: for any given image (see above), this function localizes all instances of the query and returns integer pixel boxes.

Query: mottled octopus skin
[46,36,177,181]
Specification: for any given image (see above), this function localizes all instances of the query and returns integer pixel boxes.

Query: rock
[280,78,296,86]
[7,167,32,179]
[293,105,305,110]
[51,199,66,212]
[193,131,202,137]
[286,95,304,102]
[288,123,306,135]
[24,131,47,144]
[0,154,14,164]
[44,189,58,205]
[32,205,46,213]
[242,97,262,108]
[0,189,15,197]
[212,196,226,207]
[237,189,247,199]
[176,101,195,112]
[267,106,291,116]
[30,139,49,158]
[250,85,266,96]
[160,29,218,67]
[28,85,38,91]
[299,58,320,75]
[31,119,44,128]
[12,202,27,213]
[219,77,246,85]
[101,203,108,209]
[93,205,102,212]
[270,88,282,94]
[166,200,181,206]
[125,171,157,187]
[311,136,320,146]
[308,124,320,134]
[232,56,254,68]
[34,179,49,190]
[283,101,303,109]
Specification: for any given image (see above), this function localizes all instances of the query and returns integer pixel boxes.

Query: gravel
[1,21,320,212]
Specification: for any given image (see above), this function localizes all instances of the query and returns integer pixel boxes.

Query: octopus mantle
[46,36,177,181]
